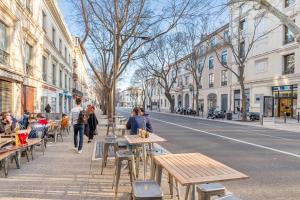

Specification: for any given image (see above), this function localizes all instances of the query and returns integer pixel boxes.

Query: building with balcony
[0,0,78,116]
[119,87,143,108]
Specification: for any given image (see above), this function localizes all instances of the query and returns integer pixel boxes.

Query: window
[65,73,67,89]
[210,37,217,47]
[185,76,189,85]
[25,0,32,13]
[223,30,229,41]
[209,73,214,88]
[52,27,56,47]
[208,56,214,69]
[283,53,295,74]
[221,50,228,65]
[68,54,70,64]
[255,58,268,73]
[285,0,295,7]
[25,43,33,75]
[221,70,227,86]
[239,19,246,31]
[0,21,8,64]
[239,41,245,58]
[52,64,56,85]
[284,25,295,44]
[64,47,67,59]
[42,11,47,31]
[59,39,62,53]
[42,56,47,81]
[69,77,71,91]
[59,69,62,88]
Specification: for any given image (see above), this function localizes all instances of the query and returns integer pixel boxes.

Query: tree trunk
[107,88,113,119]
[195,89,200,116]
[239,68,247,121]
[165,92,175,113]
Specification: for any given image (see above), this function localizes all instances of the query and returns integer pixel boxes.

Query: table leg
[142,144,146,180]
[191,184,196,200]
[156,164,162,185]
[16,151,21,169]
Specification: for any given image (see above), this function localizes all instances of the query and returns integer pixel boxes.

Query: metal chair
[112,150,136,198]
[106,120,116,136]
[100,136,118,175]
[196,183,226,200]
[55,124,63,142]
[132,180,163,200]
[215,194,240,200]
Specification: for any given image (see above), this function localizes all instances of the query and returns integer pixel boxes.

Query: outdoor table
[153,153,249,200]
[125,133,167,180]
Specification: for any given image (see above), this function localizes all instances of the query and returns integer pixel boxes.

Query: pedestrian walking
[45,104,51,113]
[71,98,86,154]
[87,105,98,143]
[140,107,153,133]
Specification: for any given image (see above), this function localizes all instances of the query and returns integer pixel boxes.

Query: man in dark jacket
[45,104,51,113]
[126,107,145,135]
[140,108,153,132]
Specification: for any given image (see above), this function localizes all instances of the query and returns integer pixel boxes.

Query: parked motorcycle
[248,112,260,121]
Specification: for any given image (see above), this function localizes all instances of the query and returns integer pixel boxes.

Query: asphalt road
[117,108,300,200]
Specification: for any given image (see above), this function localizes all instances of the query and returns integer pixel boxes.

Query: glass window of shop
[272,85,297,118]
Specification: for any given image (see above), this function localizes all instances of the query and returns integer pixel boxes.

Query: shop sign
[272,85,297,91]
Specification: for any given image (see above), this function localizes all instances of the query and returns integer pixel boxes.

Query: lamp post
[189,83,194,110]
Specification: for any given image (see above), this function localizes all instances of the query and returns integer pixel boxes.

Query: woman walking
[87,105,98,143]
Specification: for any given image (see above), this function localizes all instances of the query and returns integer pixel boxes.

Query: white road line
[151,117,300,158]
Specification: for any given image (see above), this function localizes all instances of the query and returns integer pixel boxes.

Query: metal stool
[100,136,118,175]
[147,147,169,179]
[215,194,240,200]
[196,183,226,200]
[112,150,136,198]
[106,120,115,136]
[132,180,163,200]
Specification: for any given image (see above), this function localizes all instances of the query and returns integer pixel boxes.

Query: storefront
[272,85,297,118]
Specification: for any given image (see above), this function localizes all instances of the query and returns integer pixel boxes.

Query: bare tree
[74,0,204,118]
[142,34,185,113]
[211,4,280,121]
[178,20,210,116]
[228,0,300,42]
[131,68,151,109]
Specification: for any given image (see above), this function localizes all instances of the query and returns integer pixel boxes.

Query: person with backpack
[126,107,145,135]
[71,98,86,154]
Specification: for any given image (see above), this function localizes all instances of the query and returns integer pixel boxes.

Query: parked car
[248,112,260,121]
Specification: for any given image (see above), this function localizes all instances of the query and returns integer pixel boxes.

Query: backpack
[77,110,88,124]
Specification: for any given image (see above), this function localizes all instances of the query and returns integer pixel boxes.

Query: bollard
[260,114,263,126]
[298,112,300,123]
[284,112,287,123]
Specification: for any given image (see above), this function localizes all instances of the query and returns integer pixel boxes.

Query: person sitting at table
[140,107,153,133]
[0,112,13,134]
[126,107,145,135]
[37,113,48,125]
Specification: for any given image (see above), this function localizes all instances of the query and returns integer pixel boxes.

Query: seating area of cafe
[98,114,249,200]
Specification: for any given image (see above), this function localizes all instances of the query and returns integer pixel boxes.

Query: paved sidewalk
[149,110,300,133]
[0,112,175,200]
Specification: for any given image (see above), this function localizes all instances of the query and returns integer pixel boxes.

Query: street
[118,108,300,200]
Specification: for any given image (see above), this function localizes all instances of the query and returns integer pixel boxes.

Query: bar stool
[106,120,115,136]
[132,180,163,200]
[100,136,118,175]
[112,150,136,198]
[196,183,226,200]
[215,194,240,200]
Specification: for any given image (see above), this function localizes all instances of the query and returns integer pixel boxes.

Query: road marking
[151,118,300,158]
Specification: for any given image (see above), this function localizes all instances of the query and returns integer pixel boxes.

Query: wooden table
[125,133,167,180]
[153,153,249,200]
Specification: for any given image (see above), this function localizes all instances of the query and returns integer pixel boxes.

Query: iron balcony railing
[0,49,9,65]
